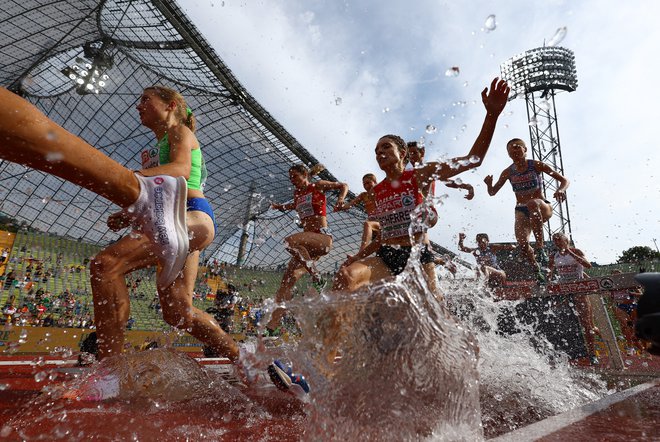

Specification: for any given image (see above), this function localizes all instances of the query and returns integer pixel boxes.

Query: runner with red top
[265,164,348,393]
[333,77,510,291]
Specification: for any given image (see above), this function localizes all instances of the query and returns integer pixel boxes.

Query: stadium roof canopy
[0,0,458,271]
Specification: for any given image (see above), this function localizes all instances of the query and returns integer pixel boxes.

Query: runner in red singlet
[266,164,348,332]
[333,78,510,292]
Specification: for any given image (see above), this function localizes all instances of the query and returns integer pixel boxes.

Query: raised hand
[481,78,510,116]
[554,189,567,203]
[464,184,475,200]
[483,175,494,187]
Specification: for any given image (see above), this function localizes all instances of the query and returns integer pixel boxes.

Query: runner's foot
[268,359,310,394]
[127,174,189,289]
[535,248,549,268]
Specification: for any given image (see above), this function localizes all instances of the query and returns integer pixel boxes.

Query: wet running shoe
[128,174,189,289]
[63,374,120,401]
[311,276,327,293]
[268,359,310,394]
[535,248,549,268]
[535,267,546,285]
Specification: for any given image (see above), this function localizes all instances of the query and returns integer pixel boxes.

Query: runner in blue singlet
[483,138,569,282]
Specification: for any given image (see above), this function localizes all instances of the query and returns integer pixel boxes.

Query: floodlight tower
[500,46,578,242]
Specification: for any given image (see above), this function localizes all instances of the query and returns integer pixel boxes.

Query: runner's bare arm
[445,180,475,200]
[484,168,509,196]
[336,192,366,211]
[536,160,570,202]
[457,233,476,253]
[271,201,295,211]
[417,78,510,183]
[316,180,349,211]
[138,125,194,179]
[568,248,592,269]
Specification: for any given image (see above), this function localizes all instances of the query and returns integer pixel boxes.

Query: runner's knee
[162,305,193,329]
[90,252,124,279]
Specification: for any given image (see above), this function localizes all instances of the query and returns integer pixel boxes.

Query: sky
[182,0,659,265]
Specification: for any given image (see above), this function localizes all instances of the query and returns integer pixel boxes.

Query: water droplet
[444,66,460,77]
[528,116,538,127]
[484,14,496,32]
[460,124,467,132]
[425,124,437,134]
[382,107,390,113]
[334,97,342,106]
[469,155,480,164]
[34,371,48,382]
[45,152,64,162]
[463,81,469,87]
[46,131,57,141]
[547,27,567,47]
[538,99,550,111]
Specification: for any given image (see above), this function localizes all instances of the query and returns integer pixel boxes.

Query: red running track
[0,355,658,441]
[0,356,305,441]
[492,379,660,441]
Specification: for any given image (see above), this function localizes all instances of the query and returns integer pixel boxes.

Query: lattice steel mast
[500,47,578,241]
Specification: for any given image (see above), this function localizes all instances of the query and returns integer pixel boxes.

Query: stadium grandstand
[0,1,463,332]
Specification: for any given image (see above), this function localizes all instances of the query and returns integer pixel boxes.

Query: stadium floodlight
[61,40,114,95]
[500,47,577,100]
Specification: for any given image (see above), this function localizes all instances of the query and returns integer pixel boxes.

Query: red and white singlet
[369,169,424,240]
[294,183,327,220]
[553,250,585,281]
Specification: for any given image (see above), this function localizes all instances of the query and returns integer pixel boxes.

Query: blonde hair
[144,86,196,132]
[290,163,326,178]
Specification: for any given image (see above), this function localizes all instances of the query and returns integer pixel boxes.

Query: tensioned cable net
[0,0,457,301]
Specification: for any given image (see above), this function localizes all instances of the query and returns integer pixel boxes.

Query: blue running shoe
[267,359,310,394]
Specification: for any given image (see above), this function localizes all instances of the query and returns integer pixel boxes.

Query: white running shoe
[127,174,189,289]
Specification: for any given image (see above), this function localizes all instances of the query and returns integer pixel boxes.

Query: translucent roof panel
[0,0,458,271]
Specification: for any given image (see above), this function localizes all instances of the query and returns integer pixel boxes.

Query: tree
[617,246,660,263]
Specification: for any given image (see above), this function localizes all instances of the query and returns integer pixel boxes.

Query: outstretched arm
[420,78,510,183]
[484,168,509,196]
[336,192,365,211]
[317,180,349,211]
[536,161,570,202]
[567,248,592,269]
[271,201,295,211]
[444,180,475,200]
[457,233,476,253]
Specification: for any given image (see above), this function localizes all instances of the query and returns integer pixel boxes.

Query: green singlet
[142,133,207,191]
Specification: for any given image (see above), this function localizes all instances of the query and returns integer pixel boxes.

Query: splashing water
[425,124,437,134]
[444,66,460,77]
[538,99,551,111]
[483,15,497,32]
[286,264,482,440]
[547,26,567,47]
[441,279,609,438]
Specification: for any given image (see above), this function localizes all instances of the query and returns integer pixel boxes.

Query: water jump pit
[0,271,658,441]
